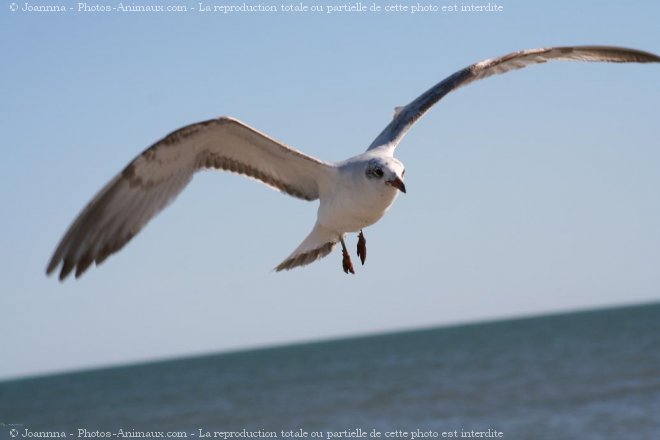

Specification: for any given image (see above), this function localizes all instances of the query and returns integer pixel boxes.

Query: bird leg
[340,236,355,275]
[357,230,367,265]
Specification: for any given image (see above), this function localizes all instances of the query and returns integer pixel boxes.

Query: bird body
[47,46,660,280]
[321,154,404,232]
[276,153,405,272]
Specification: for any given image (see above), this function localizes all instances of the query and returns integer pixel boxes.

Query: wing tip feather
[275,242,335,272]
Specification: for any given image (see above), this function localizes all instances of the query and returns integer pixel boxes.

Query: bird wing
[47,116,333,280]
[275,223,338,272]
[367,46,660,154]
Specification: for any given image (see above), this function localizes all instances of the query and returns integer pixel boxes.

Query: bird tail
[275,223,338,271]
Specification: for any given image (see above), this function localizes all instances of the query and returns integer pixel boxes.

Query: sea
[1,303,659,440]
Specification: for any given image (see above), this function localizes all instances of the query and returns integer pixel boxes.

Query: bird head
[365,157,406,194]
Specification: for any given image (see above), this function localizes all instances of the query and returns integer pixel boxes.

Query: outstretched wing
[47,117,333,280]
[275,223,339,272]
[367,46,660,154]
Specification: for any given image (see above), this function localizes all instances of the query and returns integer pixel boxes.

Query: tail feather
[275,223,338,271]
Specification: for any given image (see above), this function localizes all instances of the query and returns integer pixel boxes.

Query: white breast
[317,170,400,233]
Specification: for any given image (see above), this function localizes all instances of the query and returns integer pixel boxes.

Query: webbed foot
[357,230,367,265]
[340,237,355,274]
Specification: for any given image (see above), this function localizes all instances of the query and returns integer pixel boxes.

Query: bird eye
[402,169,406,176]
[374,168,384,178]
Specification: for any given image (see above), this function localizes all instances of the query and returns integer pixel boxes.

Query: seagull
[47,46,660,280]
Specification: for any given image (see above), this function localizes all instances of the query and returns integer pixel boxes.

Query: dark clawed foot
[357,230,367,265]
[342,247,355,274]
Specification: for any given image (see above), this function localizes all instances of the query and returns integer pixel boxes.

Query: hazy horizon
[2,300,657,382]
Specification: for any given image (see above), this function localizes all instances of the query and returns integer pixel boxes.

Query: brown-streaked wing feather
[367,46,660,153]
[274,222,339,271]
[275,242,336,272]
[47,117,332,280]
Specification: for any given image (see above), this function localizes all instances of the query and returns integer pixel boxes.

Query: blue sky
[1,0,658,380]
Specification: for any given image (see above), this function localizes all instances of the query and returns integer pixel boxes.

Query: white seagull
[47,46,660,280]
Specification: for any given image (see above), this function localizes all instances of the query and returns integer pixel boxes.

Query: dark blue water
[2,303,659,439]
